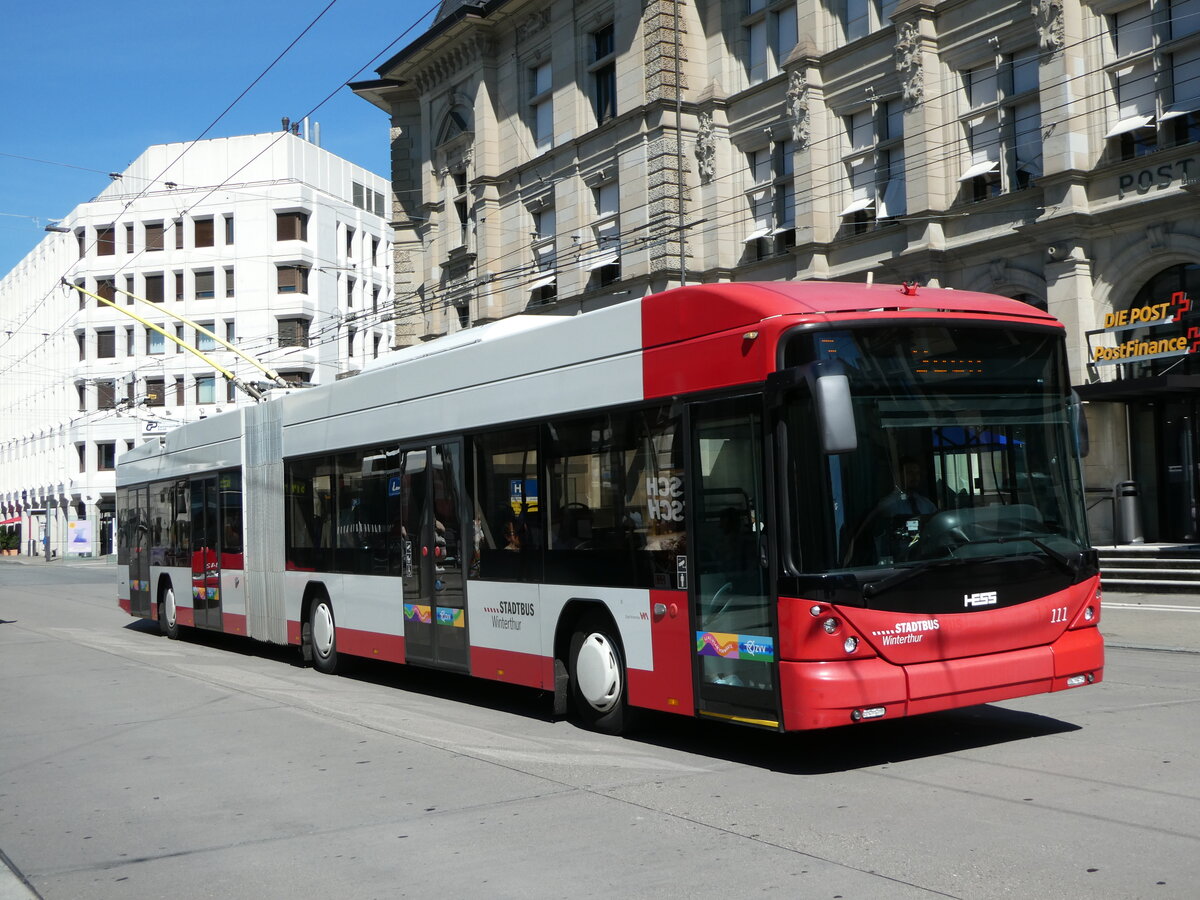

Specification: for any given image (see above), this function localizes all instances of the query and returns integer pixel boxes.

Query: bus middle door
[189,477,222,630]
[129,487,152,618]
[399,442,469,672]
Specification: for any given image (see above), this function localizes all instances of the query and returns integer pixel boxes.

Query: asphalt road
[1,560,1198,899]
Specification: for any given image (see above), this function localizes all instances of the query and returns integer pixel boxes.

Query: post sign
[1089,291,1199,366]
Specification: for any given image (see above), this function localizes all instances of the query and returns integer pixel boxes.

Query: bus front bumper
[778,626,1104,731]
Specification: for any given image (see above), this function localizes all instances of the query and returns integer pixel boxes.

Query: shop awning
[958,160,999,181]
[0,516,20,526]
[1104,115,1154,138]
[1160,106,1200,121]
[584,251,620,270]
[838,197,874,216]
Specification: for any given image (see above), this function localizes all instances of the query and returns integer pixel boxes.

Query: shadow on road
[124,618,1081,772]
[627,705,1080,774]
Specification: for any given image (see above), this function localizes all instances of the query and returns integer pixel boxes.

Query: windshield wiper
[993,533,1080,577]
[863,557,969,599]
[863,535,1083,599]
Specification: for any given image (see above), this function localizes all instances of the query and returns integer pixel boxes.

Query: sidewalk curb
[0,848,39,899]
[1105,641,1200,655]
[0,556,113,567]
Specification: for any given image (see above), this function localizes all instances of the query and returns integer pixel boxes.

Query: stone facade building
[352,0,1199,545]
[0,132,393,557]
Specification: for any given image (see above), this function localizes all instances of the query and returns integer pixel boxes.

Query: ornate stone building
[354,0,1200,544]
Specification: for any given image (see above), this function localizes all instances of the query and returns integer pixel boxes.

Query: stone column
[389,94,425,349]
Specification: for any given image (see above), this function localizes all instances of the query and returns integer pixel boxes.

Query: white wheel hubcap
[312,603,335,658]
[576,632,621,712]
[164,588,176,628]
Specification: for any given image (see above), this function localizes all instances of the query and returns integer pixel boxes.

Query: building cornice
[375,0,509,79]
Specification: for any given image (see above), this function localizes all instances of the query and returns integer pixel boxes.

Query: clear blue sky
[0,0,439,275]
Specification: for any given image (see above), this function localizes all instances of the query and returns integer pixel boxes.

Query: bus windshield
[782,322,1090,578]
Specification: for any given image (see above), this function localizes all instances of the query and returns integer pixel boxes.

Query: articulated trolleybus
[117,281,1103,733]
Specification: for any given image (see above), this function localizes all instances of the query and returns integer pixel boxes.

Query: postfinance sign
[1092,291,1198,366]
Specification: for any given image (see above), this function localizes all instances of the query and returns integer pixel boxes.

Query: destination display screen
[790,321,1068,391]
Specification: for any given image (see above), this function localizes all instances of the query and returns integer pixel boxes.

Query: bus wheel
[308,596,339,675]
[568,614,627,735]
[159,584,180,640]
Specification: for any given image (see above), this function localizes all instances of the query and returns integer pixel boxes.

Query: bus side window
[220,470,243,557]
[354,447,403,576]
[467,428,542,583]
[543,404,684,590]
[286,455,336,572]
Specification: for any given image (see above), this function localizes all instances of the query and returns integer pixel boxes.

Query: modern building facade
[0,131,393,558]
[352,0,1200,545]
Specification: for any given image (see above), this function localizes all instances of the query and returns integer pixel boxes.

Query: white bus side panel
[153,565,193,619]
[538,584,654,673]
[284,570,335,630]
[220,568,246,625]
[467,582,544,659]
[283,354,644,459]
[282,301,644,435]
[333,573,403,639]
[119,413,242,487]
[467,582,653,673]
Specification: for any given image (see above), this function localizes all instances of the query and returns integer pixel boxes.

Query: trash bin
[1114,480,1144,545]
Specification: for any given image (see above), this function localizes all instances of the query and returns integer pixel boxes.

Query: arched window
[1121,264,1200,377]
[434,103,475,253]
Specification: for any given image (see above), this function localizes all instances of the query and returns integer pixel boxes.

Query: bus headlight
[843,636,859,654]
[822,617,840,634]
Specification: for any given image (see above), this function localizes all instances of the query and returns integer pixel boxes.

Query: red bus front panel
[776,577,1104,730]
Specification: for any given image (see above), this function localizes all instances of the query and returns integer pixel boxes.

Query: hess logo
[964,590,998,608]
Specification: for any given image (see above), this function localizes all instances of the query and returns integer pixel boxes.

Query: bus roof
[642,281,1057,347]
[118,281,1060,482]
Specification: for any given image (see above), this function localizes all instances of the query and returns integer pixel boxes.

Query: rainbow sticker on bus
[696,631,774,662]
[404,604,432,624]
[436,607,464,627]
[696,631,738,657]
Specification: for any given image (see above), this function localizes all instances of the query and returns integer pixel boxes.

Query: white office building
[0,131,393,558]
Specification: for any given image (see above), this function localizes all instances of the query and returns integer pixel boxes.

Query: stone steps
[1098,545,1200,593]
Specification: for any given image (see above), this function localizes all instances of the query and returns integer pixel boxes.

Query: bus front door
[129,487,152,618]
[189,477,222,630]
[687,398,781,728]
[399,441,469,672]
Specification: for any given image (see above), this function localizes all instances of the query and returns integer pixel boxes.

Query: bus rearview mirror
[812,366,858,455]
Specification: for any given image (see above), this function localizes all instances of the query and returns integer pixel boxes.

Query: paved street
[1,559,1198,899]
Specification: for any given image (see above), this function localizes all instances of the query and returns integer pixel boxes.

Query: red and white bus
[117,281,1103,733]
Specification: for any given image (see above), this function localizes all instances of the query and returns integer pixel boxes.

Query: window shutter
[194,218,214,247]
